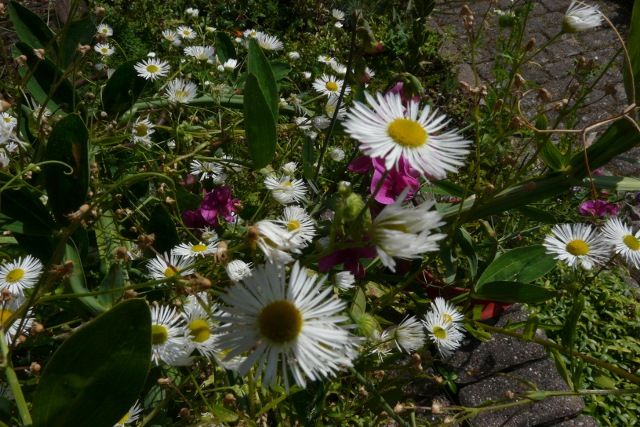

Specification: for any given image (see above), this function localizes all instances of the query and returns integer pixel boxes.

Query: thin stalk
[0,330,32,426]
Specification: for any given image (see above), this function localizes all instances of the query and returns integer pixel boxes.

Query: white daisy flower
[312,74,350,98]
[94,43,114,57]
[332,9,345,21]
[302,71,312,79]
[182,293,218,358]
[288,51,300,60]
[131,117,155,146]
[0,153,9,168]
[281,162,298,176]
[264,175,307,205]
[162,29,181,46]
[189,159,226,184]
[423,311,464,357]
[371,193,445,272]
[243,28,259,39]
[176,25,197,40]
[1,113,17,132]
[601,217,640,268]
[147,252,195,280]
[226,260,254,283]
[215,262,359,389]
[543,223,609,270]
[334,21,344,29]
[165,78,198,104]
[0,296,34,344]
[134,58,170,81]
[329,147,345,162]
[96,23,113,38]
[255,32,284,51]
[384,315,426,353]
[563,1,602,33]
[364,66,375,79]
[185,7,199,18]
[329,61,347,75]
[278,206,316,247]
[343,92,472,178]
[324,97,347,120]
[114,401,143,427]
[253,220,302,263]
[200,227,218,244]
[150,304,191,365]
[172,241,218,258]
[430,297,464,329]
[0,255,43,297]
[184,45,215,62]
[335,271,355,290]
[317,55,335,65]
[222,58,238,71]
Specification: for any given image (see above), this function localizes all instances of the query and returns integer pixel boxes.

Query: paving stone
[551,415,599,427]
[458,359,584,427]
[448,305,548,384]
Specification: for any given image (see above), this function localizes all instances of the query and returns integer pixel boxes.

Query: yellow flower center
[442,313,453,324]
[623,234,640,251]
[134,123,148,137]
[0,309,13,327]
[151,324,169,345]
[566,239,589,256]
[287,220,301,231]
[188,319,211,343]
[325,81,339,92]
[432,326,447,340]
[6,268,24,283]
[258,300,303,344]
[175,90,188,99]
[117,412,130,425]
[191,244,208,253]
[146,64,159,74]
[282,181,293,188]
[387,118,428,148]
[163,266,177,277]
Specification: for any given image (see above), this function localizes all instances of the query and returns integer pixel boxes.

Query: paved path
[431,0,636,175]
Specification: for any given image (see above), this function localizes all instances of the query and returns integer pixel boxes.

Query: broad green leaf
[350,288,366,319]
[455,227,477,279]
[517,206,557,224]
[243,73,277,168]
[588,175,640,192]
[560,294,584,349]
[214,32,236,64]
[8,1,55,49]
[45,114,89,222]
[474,281,556,303]
[539,140,565,171]
[624,0,640,105]
[270,60,291,81]
[475,245,556,289]
[57,17,96,69]
[433,179,466,197]
[247,38,279,118]
[65,242,106,314]
[15,42,76,112]
[0,186,56,235]
[102,59,148,117]
[97,263,125,308]
[32,299,151,427]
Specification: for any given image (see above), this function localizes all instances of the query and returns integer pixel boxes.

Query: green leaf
[211,405,239,422]
[45,114,89,223]
[8,1,55,49]
[97,264,125,308]
[517,206,557,224]
[270,60,291,81]
[14,42,76,112]
[243,73,277,168]
[550,349,573,390]
[57,17,95,69]
[560,295,584,349]
[0,186,56,236]
[624,0,640,104]
[65,242,106,314]
[32,299,151,427]
[247,38,279,118]
[350,288,366,319]
[455,227,477,279]
[539,140,565,171]
[214,32,236,64]
[102,59,148,117]
[588,175,640,192]
[475,245,556,289]
[474,281,556,303]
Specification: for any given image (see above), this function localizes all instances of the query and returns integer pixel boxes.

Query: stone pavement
[431,0,637,176]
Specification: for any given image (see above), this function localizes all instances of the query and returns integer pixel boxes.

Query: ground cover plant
[0,0,638,425]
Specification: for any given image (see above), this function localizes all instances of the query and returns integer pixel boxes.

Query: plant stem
[0,330,32,426]
[349,367,410,427]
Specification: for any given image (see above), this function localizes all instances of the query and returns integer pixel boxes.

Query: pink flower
[578,199,618,217]
[182,186,240,228]
[348,155,420,205]
[387,81,421,105]
[318,246,377,278]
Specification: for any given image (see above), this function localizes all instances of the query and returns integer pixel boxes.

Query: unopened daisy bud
[94,6,106,16]
[505,390,515,399]
[66,204,91,223]
[157,377,171,386]
[431,400,443,414]
[513,73,526,90]
[302,71,312,79]
[0,100,11,112]
[394,403,406,414]
[31,322,45,335]
[460,5,473,16]
[124,289,138,298]
[354,312,379,339]
[563,1,602,33]
[188,273,212,290]
[358,386,368,398]
[537,88,552,102]
[178,408,191,419]
[524,37,536,51]
[288,51,300,60]
[32,48,45,60]
[29,362,41,375]
[410,352,423,371]
[223,393,236,407]
[15,55,27,65]
[164,196,175,205]
[217,64,225,72]
[372,370,385,380]
[343,193,365,222]
[225,260,253,283]
[214,240,228,264]
[337,180,352,194]
[137,233,155,250]
[329,147,345,161]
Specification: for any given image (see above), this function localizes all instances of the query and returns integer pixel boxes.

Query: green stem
[349,367,410,427]
[0,330,32,426]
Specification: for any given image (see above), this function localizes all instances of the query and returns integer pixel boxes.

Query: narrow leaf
[474,281,556,303]
[8,1,55,49]
[65,242,106,314]
[475,245,556,289]
[243,73,277,168]
[624,0,640,104]
[102,59,148,117]
[57,17,96,69]
[247,38,279,118]
[214,32,236,64]
[32,299,151,427]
